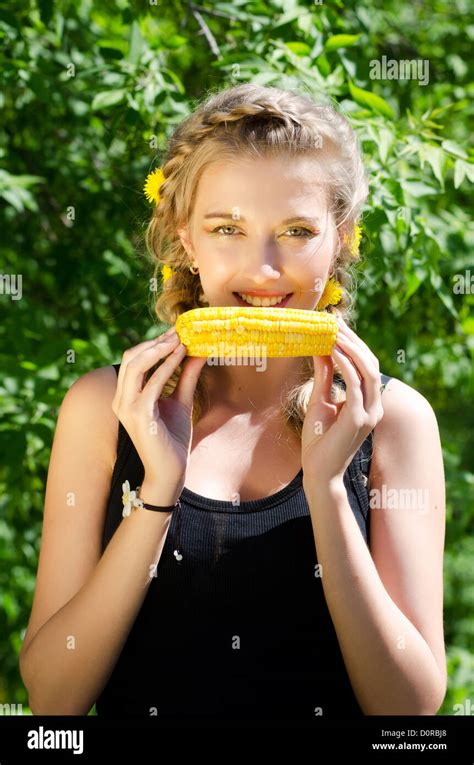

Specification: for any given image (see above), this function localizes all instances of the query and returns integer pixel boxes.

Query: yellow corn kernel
[175,306,338,357]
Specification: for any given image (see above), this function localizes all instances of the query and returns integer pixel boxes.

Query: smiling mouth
[233,292,293,307]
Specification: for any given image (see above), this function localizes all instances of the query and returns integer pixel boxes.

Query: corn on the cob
[175,306,338,358]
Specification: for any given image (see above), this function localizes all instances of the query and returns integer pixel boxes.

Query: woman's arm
[303,378,447,715]
[19,369,177,715]
[21,483,174,715]
[22,487,174,715]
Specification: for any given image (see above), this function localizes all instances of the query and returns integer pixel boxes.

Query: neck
[201,356,308,413]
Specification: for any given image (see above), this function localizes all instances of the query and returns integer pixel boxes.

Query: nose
[243,249,282,283]
[249,264,280,283]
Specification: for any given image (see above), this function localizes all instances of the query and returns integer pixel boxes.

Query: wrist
[139,477,183,509]
[136,476,185,562]
[303,474,346,504]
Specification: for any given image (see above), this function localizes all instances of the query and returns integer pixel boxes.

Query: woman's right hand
[112,327,208,498]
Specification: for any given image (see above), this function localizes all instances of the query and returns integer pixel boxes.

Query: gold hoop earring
[189,264,199,275]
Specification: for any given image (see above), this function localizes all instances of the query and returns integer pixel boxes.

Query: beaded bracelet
[121,480,183,562]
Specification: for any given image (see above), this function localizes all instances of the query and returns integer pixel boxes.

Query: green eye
[212,225,239,235]
[210,225,317,238]
[285,227,316,237]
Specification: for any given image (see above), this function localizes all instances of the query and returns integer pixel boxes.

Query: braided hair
[144,83,369,435]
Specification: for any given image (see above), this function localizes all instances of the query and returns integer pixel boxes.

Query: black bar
[0,714,472,762]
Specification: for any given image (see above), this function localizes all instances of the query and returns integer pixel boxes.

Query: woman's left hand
[301,317,385,484]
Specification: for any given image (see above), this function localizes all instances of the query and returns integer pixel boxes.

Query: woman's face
[178,155,337,310]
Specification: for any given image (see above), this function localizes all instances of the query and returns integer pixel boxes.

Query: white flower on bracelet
[122,480,144,517]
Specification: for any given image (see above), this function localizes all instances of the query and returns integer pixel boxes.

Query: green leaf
[91,90,127,111]
[127,21,144,65]
[430,271,458,319]
[316,54,331,77]
[98,38,127,55]
[442,141,468,160]
[1,591,19,622]
[377,127,394,164]
[164,35,188,49]
[338,52,357,79]
[70,339,90,352]
[418,144,445,188]
[400,180,439,197]
[325,34,361,51]
[1,187,37,212]
[102,250,132,278]
[19,361,38,371]
[454,160,474,189]
[161,68,185,93]
[454,160,466,189]
[461,317,474,336]
[0,170,45,190]
[404,269,424,300]
[348,81,394,118]
[273,9,306,29]
[285,42,311,56]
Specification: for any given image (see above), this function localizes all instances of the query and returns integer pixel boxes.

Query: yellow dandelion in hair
[161,264,174,283]
[316,276,343,310]
[350,223,362,257]
[144,167,166,205]
[345,223,362,258]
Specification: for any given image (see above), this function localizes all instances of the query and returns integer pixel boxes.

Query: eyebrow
[203,212,320,226]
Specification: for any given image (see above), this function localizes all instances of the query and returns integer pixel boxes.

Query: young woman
[19,84,447,720]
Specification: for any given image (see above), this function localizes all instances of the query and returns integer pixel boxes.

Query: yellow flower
[345,222,362,258]
[144,167,166,205]
[161,264,174,283]
[316,276,343,310]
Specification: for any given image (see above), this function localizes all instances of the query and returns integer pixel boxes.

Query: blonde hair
[144,83,369,436]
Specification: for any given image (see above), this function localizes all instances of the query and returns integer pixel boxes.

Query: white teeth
[237,293,288,306]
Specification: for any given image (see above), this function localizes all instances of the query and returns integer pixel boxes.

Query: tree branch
[189,3,238,21]
[189,6,220,56]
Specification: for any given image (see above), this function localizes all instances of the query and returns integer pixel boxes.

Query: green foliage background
[1,0,472,716]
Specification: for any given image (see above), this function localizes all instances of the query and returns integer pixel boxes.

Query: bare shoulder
[62,365,120,474]
[370,375,440,476]
[377,374,437,417]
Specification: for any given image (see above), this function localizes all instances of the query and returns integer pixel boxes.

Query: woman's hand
[301,317,384,484]
[112,328,208,495]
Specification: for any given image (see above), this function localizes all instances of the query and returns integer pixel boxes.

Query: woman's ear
[337,223,349,254]
[177,225,193,256]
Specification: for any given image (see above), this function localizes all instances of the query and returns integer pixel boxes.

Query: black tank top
[95,366,392,720]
